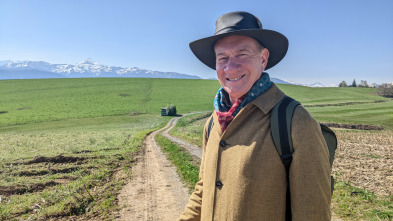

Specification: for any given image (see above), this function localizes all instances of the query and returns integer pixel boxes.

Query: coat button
[216,181,223,189]
[219,140,226,147]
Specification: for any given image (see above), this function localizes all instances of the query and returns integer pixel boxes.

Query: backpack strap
[271,96,300,158]
[271,95,300,221]
[206,115,214,140]
[320,123,337,194]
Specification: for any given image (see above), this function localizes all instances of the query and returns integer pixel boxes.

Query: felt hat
[189,11,288,70]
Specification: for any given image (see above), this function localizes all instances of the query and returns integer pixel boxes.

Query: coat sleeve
[177,116,211,221]
[290,106,332,221]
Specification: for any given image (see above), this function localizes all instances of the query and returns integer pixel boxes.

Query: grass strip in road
[155,134,199,190]
[170,112,211,147]
[332,181,393,220]
[176,112,212,127]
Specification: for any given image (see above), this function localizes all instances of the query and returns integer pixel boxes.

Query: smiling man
[178,11,332,221]
[215,35,269,104]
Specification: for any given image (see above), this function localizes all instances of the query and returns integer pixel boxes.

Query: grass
[0,78,219,126]
[308,102,393,130]
[0,115,164,161]
[277,84,393,130]
[170,112,212,146]
[277,84,388,105]
[1,78,392,129]
[333,181,393,220]
[154,134,199,190]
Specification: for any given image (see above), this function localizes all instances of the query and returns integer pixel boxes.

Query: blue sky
[1,0,392,85]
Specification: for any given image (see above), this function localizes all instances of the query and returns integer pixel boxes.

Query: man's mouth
[227,75,245,81]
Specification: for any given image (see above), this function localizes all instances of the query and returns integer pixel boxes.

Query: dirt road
[117,117,190,221]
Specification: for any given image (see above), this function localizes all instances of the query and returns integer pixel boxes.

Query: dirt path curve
[117,116,191,221]
[161,115,202,160]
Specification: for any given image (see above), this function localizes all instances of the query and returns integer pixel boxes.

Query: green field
[1,78,391,129]
[1,78,392,220]
[0,78,219,127]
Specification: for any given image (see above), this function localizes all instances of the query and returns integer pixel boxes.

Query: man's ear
[261,48,270,70]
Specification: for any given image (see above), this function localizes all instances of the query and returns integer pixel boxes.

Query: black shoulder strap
[206,116,214,140]
[271,95,300,221]
[271,96,300,160]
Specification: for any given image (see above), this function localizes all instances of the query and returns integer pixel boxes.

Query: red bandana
[215,96,245,132]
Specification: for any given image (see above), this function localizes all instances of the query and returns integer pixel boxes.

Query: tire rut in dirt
[117,123,189,221]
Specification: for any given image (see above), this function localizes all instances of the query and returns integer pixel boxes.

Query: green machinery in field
[161,105,177,116]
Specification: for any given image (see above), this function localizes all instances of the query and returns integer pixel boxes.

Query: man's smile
[227,74,246,81]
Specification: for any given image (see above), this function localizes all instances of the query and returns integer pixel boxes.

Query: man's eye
[217,57,228,62]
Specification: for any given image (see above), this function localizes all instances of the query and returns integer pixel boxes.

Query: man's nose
[224,57,240,74]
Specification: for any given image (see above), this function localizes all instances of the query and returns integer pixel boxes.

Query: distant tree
[338,80,348,87]
[351,79,357,87]
[358,80,369,88]
[370,83,377,88]
[377,83,393,98]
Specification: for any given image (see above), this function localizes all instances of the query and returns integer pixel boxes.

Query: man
[178,11,331,221]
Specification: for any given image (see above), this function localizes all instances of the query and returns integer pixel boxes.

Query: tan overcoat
[178,84,332,221]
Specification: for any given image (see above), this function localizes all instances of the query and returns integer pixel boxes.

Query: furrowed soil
[333,130,393,196]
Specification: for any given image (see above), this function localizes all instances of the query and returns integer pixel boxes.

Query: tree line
[338,79,372,88]
[338,79,393,98]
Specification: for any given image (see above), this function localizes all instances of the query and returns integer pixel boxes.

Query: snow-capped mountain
[0,59,329,87]
[303,82,326,87]
[270,78,299,85]
[0,59,201,80]
[276,79,331,87]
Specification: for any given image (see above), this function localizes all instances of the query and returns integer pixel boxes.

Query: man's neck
[229,95,245,105]
[229,96,239,105]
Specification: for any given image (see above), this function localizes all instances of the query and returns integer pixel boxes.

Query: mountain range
[0,59,327,87]
[0,59,202,80]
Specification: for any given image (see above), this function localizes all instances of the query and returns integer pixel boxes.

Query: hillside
[0,78,391,130]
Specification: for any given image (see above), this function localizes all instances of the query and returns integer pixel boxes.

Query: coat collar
[250,83,286,114]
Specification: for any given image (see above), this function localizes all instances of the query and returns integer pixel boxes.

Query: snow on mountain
[303,82,325,87]
[0,59,330,87]
[0,59,201,80]
[270,78,298,85]
[270,77,334,87]
[0,60,12,66]
[3,61,54,72]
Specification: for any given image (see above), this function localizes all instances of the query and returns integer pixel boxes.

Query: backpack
[206,95,337,221]
[270,95,337,220]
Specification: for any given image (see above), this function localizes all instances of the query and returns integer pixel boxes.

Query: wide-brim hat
[189,11,288,70]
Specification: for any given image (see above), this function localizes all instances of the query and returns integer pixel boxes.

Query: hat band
[215,25,260,36]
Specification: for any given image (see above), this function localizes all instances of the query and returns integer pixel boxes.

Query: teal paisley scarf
[214,72,272,131]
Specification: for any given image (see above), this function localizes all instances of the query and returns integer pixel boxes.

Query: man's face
[214,35,269,103]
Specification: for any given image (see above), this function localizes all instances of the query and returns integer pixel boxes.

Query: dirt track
[117,117,190,220]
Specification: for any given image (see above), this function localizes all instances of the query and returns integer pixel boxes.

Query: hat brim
[189,29,288,70]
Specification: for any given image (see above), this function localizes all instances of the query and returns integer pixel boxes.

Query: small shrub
[377,84,393,98]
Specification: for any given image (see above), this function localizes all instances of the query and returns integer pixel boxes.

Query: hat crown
[215,11,263,36]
